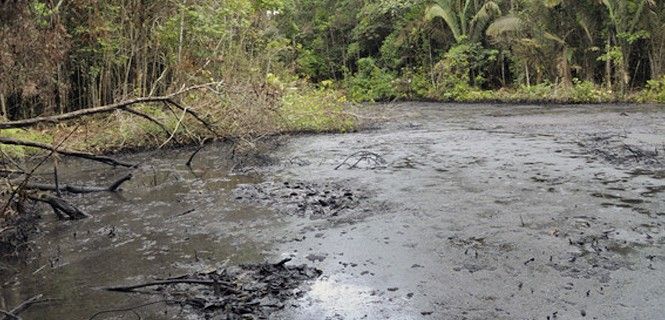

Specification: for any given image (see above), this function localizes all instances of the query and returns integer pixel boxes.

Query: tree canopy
[1,0,665,117]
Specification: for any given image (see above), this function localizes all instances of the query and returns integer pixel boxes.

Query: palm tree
[486,0,602,87]
[425,0,501,44]
[601,0,655,92]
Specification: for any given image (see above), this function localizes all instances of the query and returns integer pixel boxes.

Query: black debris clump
[234,181,364,218]
[107,259,322,320]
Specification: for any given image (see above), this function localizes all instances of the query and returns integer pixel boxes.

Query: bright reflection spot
[309,278,374,312]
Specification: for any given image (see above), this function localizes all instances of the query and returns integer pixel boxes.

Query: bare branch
[104,279,238,293]
[0,82,221,130]
[0,137,134,168]
[0,294,51,320]
[28,194,90,219]
[121,107,172,138]
[21,173,132,194]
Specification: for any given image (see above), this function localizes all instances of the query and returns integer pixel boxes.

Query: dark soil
[579,133,665,167]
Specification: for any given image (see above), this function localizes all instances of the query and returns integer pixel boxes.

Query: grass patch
[0,128,53,157]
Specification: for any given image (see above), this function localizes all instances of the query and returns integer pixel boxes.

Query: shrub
[279,88,356,133]
[345,57,396,102]
[641,76,665,103]
[430,42,497,101]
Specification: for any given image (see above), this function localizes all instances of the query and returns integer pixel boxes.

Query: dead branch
[159,104,188,148]
[104,279,238,293]
[166,99,219,137]
[186,139,208,167]
[0,169,25,176]
[0,294,49,320]
[28,194,90,219]
[0,148,26,173]
[22,173,132,194]
[121,107,172,138]
[0,82,221,130]
[1,126,80,216]
[52,158,61,197]
[0,310,18,320]
[168,208,195,220]
[335,151,386,170]
[0,137,134,168]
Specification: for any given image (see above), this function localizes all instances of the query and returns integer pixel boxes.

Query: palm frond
[485,15,523,41]
[425,2,462,42]
[469,0,501,42]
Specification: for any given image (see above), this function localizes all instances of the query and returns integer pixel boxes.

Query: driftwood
[28,194,90,219]
[22,173,132,194]
[0,137,134,168]
[104,279,238,293]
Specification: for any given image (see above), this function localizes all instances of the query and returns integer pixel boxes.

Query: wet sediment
[1,103,664,319]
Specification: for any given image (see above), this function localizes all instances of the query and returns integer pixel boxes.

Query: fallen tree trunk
[22,173,133,194]
[0,82,221,130]
[28,194,90,219]
[0,137,134,168]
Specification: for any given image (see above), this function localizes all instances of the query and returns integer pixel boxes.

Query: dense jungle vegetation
[1,0,665,152]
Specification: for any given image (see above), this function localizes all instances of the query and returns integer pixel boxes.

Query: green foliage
[513,83,555,100]
[431,42,497,100]
[390,68,432,99]
[489,80,614,103]
[345,57,396,102]
[279,88,356,132]
[641,76,665,103]
[569,79,611,103]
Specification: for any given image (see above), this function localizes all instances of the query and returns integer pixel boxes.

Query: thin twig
[159,105,187,148]
[185,140,208,167]
[166,99,219,137]
[335,151,386,170]
[0,148,26,172]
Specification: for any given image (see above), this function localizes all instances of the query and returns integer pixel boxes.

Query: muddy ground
[1,102,664,319]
